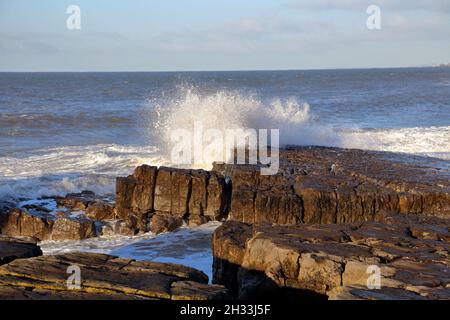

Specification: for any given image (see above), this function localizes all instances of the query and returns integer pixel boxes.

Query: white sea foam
[149,88,450,165]
[0,144,168,200]
[340,126,450,160]
[2,89,449,277]
[1,90,448,201]
[40,221,221,281]
[149,88,339,167]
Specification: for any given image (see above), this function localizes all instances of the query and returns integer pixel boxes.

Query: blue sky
[1,0,449,71]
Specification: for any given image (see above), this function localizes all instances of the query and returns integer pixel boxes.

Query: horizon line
[0,65,441,73]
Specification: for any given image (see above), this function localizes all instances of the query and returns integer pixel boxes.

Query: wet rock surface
[212,212,450,300]
[1,147,448,240]
[0,252,229,300]
[116,147,450,231]
[85,201,115,221]
[150,212,183,235]
[55,190,99,211]
[115,165,227,233]
[51,217,97,241]
[0,146,449,300]
[0,207,98,241]
[213,147,450,224]
[0,236,42,265]
[0,208,55,241]
[0,192,126,240]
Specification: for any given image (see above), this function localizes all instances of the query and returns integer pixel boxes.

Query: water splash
[147,87,339,168]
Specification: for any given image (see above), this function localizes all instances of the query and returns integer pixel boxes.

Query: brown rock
[85,201,115,220]
[55,190,97,210]
[205,172,227,220]
[188,215,210,227]
[51,217,96,241]
[117,147,450,230]
[0,236,42,265]
[0,208,54,241]
[116,165,228,230]
[115,176,136,216]
[115,165,158,234]
[215,147,450,225]
[0,252,228,300]
[131,165,157,214]
[99,220,136,237]
[188,170,208,216]
[154,167,191,217]
[171,281,230,300]
[150,212,183,235]
[212,213,450,300]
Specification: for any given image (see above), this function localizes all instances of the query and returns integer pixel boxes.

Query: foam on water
[1,71,448,277]
[149,88,450,165]
[40,222,221,281]
[149,88,338,167]
[0,144,169,200]
[1,89,448,201]
[340,126,450,160]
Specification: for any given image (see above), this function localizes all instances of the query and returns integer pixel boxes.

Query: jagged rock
[85,201,115,220]
[150,212,183,235]
[154,167,191,216]
[0,252,229,300]
[116,165,157,216]
[21,204,51,213]
[171,281,231,300]
[188,170,209,216]
[188,215,210,227]
[99,219,136,237]
[55,190,97,210]
[116,166,228,230]
[51,217,97,241]
[0,208,97,241]
[116,165,158,233]
[212,147,450,225]
[212,213,450,300]
[0,236,42,265]
[0,208,54,241]
[205,172,227,220]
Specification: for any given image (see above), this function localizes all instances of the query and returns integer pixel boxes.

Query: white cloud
[286,0,450,13]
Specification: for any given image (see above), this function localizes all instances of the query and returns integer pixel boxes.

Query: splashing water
[147,88,450,167]
[148,88,339,168]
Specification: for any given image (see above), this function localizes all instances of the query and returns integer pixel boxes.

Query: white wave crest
[148,88,339,167]
[148,88,449,164]
[340,126,450,160]
[0,144,168,200]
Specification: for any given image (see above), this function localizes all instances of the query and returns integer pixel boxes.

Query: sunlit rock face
[0,251,229,300]
[212,213,450,300]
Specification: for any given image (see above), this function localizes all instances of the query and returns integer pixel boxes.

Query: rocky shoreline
[213,213,450,300]
[0,146,449,300]
[0,237,228,300]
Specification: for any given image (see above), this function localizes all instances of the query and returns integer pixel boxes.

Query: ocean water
[1,68,449,275]
[1,68,450,200]
[40,222,221,280]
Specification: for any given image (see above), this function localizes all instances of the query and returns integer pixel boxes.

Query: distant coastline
[436,62,450,68]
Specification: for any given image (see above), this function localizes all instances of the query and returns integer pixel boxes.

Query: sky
[0,0,449,71]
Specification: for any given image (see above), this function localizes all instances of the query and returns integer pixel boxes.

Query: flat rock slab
[213,146,450,224]
[0,235,42,265]
[212,212,450,300]
[0,252,229,300]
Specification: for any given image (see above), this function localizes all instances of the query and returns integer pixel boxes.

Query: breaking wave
[148,88,339,167]
[0,144,168,201]
[340,126,450,160]
[1,89,448,201]
[148,88,450,165]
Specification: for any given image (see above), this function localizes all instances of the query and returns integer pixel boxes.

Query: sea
[1,68,449,279]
